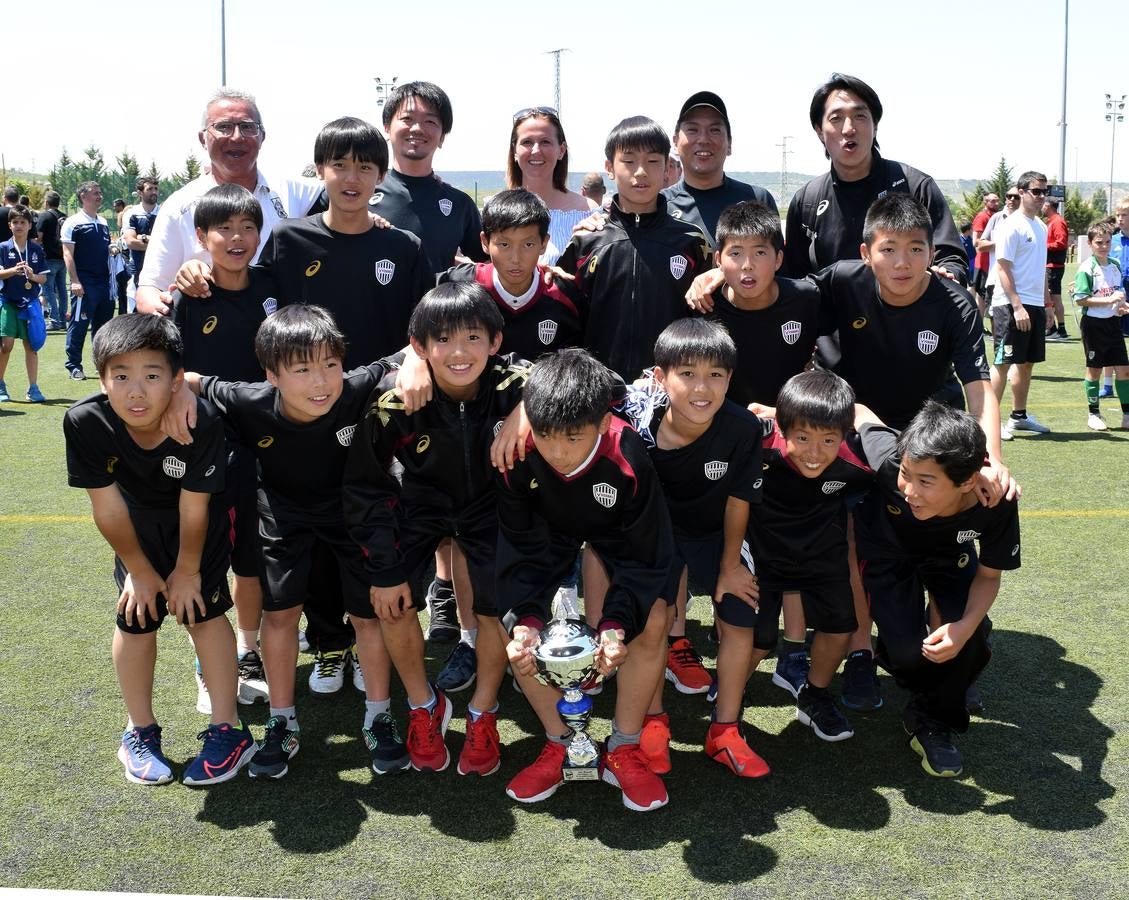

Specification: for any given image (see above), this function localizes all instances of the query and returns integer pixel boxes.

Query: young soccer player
[1073,222,1129,430]
[0,205,49,403]
[556,116,711,381]
[853,401,1021,777]
[344,282,529,777]
[176,305,403,779]
[64,314,255,786]
[614,319,762,773]
[172,183,274,713]
[500,349,679,812]
[716,370,872,772]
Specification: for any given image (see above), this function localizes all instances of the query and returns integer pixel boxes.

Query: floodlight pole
[1057,0,1068,187]
[373,74,399,109]
[546,49,568,113]
[777,136,793,201]
[1106,93,1125,211]
[220,0,227,86]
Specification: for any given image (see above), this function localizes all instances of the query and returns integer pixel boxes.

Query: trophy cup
[532,618,604,781]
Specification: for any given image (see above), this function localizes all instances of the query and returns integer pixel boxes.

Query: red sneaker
[457,711,500,776]
[705,723,770,778]
[665,637,712,694]
[640,712,672,775]
[506,740,567,803]
[406,688,452,772]
[601,743,669,812]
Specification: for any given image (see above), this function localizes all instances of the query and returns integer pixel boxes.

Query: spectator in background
[580,171,606,208]
[664,154,682,188]
[122,177,160,287]
[61,181,112,380]
[36,191,68,330]
[1043,197,1070,341]
[971,192,1000,317]
[0,187,18,242]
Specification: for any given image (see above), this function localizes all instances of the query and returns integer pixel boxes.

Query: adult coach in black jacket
[784,73,967,285]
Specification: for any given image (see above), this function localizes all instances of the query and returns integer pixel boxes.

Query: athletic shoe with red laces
[506,739,567,803]
[457,711,501,776]
[665,637,712,694]
[601,743,669,811]
[406,688,452,772]
[640,712,672,775]
[705,723,770,778]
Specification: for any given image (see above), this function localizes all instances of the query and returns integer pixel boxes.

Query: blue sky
[8,0,1119,189]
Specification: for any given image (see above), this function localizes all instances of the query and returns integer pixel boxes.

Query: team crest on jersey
[593,482,617,508]
[374,259,396,286]
[956,529,980,543]
[1002,344,1014,360]
[816,200,830,216]
[1088,350,1096,361]
[669,255,688,279]
[416,435,431,453]
[258,436,274,448]
[271,196,287,218]
[370,192,384,206]
[704,461,728,481]
[202,315,218,335]
[821,480,845,494]
[263,297,278,316]
[336,425,355,447]
[781,320,802,345]
[917,330,939,355]
[438,198,453,217]
[493,420,504,438]
[162,456,187,479]
[106,456,119,474]
[538,319,558,345]
[852,317,867,330]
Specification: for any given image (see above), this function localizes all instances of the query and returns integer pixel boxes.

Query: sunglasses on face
[1024,188,1048,197]
[1006,194,1020,200]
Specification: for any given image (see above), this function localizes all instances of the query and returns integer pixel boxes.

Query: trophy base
[561,763,600,782]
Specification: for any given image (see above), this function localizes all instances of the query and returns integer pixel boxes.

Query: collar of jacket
[607,193,670,228]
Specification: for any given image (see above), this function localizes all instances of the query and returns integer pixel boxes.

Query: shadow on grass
[191,628,1113,880]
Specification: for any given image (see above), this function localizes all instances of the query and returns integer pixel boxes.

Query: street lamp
[374,76,398,109]
[1105,93,1125,211]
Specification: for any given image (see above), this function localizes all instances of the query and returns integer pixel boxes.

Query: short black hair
[93,313,183,375]
[809,73,883,158]
[408,281,504,345]
[255,304,347,373]
[6,204,33,225]
[960,222,972,234]
[653,318,736,372]
[775,369,855,435]
[862,194,934,247]
[604,116,669,162]
[715,201,784,253]
[44,190,60,209]
[1017,170,1048,190]
[525,349,619,433]
[481,189,550,239]
[382,81,453,136]
[2,186,18,203]
[313,116,389,174]
[897,401,986,485]
[193,183,264,232]
[135,176,159,192]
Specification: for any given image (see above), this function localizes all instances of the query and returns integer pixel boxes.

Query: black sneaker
[908,725,963,777]
[965,685,985,716]
[435,641,477,693]
[248,716,300,780]
[425,581,459,643]
[363,713,410,774]
[796,684,854,742]
[841,649,883,711]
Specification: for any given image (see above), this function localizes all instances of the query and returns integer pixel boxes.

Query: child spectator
[1073,222,1129,430]
[0,204,49,402]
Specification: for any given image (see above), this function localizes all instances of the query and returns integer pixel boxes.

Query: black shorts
[717,580,856,649]
[1080,315,1129,368]
[258,505,374,619]
[1046,267,1065,295]
[114,503,233,635]
[992,305,1046,365]
[973,269,989,295]
[674,530,724,599]
[587,545,680,643]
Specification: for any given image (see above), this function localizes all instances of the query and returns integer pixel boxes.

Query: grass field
[0,314,1127,898]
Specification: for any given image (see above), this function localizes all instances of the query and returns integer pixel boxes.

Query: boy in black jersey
[64,315,255,787]
[853,402,1020,777]
[556,116,711,380]
[172,183,272,713]
[440,188,581,360]
[613,320,762,776]
[501,350,678,813]
[175,306,404,780]
[734,371,872,760]
[344,283,529,777]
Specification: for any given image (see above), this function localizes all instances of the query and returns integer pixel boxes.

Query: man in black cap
[664,90,778,247]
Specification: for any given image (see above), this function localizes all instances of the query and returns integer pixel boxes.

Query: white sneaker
[308,648,348,694]
[350,647,366,693]
[551,585,581,621]
[1000,424,1014,442]
[237,649,270,705]
[1087,412,1108,431]
[297,628,309,653]
[195,666,212,715]
[1009,413,1051,434]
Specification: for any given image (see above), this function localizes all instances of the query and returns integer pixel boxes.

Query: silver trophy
[532,618,603,781]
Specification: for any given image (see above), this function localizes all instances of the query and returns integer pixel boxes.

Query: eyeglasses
[208,120,262,137]
[513,106,559,122]
[1024,188,1048,197]
[1005,194,1020,200]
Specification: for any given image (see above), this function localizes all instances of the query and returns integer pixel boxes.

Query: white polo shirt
[137,167,321,291]
[992,212,1048,308]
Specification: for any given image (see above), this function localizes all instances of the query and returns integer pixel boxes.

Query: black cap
[677,91,730,133]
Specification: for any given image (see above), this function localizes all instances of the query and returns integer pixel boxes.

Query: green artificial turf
[0,317,1126,898]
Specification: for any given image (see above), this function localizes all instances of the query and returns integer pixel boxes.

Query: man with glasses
[989,171,1053,439]
[135,88,323,314]
[60,181,112,379]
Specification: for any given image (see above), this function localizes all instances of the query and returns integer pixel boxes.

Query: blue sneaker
[1098,385,1114,399]
[435,641,477,693]
[771,649,810,699]
[118,723,174,785]
[25,383,45,403]
[182,722,256,786]
[0,380,9,403]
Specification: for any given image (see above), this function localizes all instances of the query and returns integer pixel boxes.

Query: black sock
[1010,409,1026,421]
